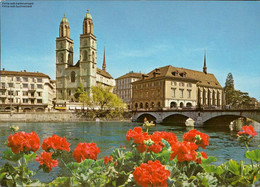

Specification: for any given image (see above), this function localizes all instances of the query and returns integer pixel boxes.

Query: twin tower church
[56,10,114,104]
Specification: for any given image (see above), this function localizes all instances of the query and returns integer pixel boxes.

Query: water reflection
[0,121,259,183]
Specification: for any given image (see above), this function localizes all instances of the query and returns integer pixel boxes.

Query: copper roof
[133,65,222,89]
[0,70,50,79]
[116,72,143,80]
[97,68,113,79]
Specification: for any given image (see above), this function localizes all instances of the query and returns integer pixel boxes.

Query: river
[0,121,259,183]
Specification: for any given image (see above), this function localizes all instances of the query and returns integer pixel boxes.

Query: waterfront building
[56,10,114,106]
[115,71,143,109]
[0,69,54,112]
[132,54,224,110]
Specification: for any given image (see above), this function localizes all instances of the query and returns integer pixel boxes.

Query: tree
[78,92,91,109]
[74,83,85,99]
[224,73,234,90]
[90,85,126,118]
[224,73,251,108]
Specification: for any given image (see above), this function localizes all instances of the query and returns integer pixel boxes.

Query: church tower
[56,14,74,100]
[79,9,97,92]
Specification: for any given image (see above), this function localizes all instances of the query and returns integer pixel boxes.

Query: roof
[133,65,222,89]
[61,14,69,23]
[0,70,50,79]
[97,68,113,79]
[116,71,143,80]
[84,10,92,20]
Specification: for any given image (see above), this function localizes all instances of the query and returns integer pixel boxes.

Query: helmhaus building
[56,10,114,105]
[132,54,224,110]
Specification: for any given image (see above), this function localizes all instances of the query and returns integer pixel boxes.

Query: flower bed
[0,125,259,186]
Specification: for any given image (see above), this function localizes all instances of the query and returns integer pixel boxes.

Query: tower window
[71,71,75,82]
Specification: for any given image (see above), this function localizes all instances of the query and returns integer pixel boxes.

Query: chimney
[2,68,5,71]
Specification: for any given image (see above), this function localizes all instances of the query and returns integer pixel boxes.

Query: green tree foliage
[224,73,251,109]
[74,83,85,99]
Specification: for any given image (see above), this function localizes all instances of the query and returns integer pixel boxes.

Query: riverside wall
[0,112,83,122]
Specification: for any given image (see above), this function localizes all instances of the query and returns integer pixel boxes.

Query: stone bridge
[132,109,260,127]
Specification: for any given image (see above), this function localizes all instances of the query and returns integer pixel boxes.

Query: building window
[171,81,177,86]
[1,83,5,88]
[31,84,34,89]
[16,91,19,96]
[71,71,76,82]
[37,84,43,89]
[188,89,192,98]
[37,92,42,97]
[8,91,14,95]
[16,77,20,81]
[179,82,184,87]
[23,84,28,88]
[37,99,42,103]
[140,103,143,109]
[180,89,184,98]
[37,78,42,82]
[23,91,28,96]
[187,83,192,87]
[23,99,28,103]
[171,88,176,98]
[170,102,177,108]
[23,77,28,82]
[8,83,14,88]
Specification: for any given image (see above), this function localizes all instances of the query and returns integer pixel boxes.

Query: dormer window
[179,72,186,77]
[172,71,178,76]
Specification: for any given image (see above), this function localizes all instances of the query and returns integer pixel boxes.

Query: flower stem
[244,142,254,167]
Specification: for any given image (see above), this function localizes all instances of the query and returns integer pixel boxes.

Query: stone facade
[115,71,142,109]
[132,55,224,110]
[0,69,54,112]
[56,11,114,105]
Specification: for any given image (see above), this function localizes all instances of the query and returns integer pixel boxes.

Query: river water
[0,121,259,183]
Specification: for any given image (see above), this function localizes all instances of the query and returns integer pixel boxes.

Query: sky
[1,1,260,100]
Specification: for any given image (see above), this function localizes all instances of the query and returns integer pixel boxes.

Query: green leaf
[2,149,22,162]
[201,156,217,167]
[245,149,260,162]
[204,165,224,175]
[24,153,37,163]
[124,151,133,160]
[227,159,240,175]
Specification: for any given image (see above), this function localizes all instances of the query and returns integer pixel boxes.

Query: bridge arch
[135,112,158,123]
[162,113,194,125]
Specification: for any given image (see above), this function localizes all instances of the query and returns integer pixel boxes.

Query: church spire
[102,47,106,71]
[203,49,207,74]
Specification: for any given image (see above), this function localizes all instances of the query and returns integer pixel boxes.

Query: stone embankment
[0,112,83,122]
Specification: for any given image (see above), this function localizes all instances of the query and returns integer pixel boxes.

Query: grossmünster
[56,10,114,104]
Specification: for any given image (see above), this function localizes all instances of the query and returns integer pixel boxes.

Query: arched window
[135,103,138,109]
[68,53,72,64]
[145,102,149,109]
[140,103,143,109]
[158,102,161,108]
[71,71,75,82]
[180,102,184,108]
[170,102,177,108]
[59,53,63,63]
[151,102,154,108]
[83,51,88,61]
[92,52,95,63]
[186,102,192,107]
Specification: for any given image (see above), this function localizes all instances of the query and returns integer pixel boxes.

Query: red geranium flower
[159,131,178,146]
[183,129,209,149]
[104,156,113,164]
[35,152,58,172]
[72,142,100,163]
[8,131,40,154]
[42,134,70,152]
[133,160,170,187]
[238,125,257,137]
[126,127,150,144]
[196,151,208,164]
[170,141,198,162]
